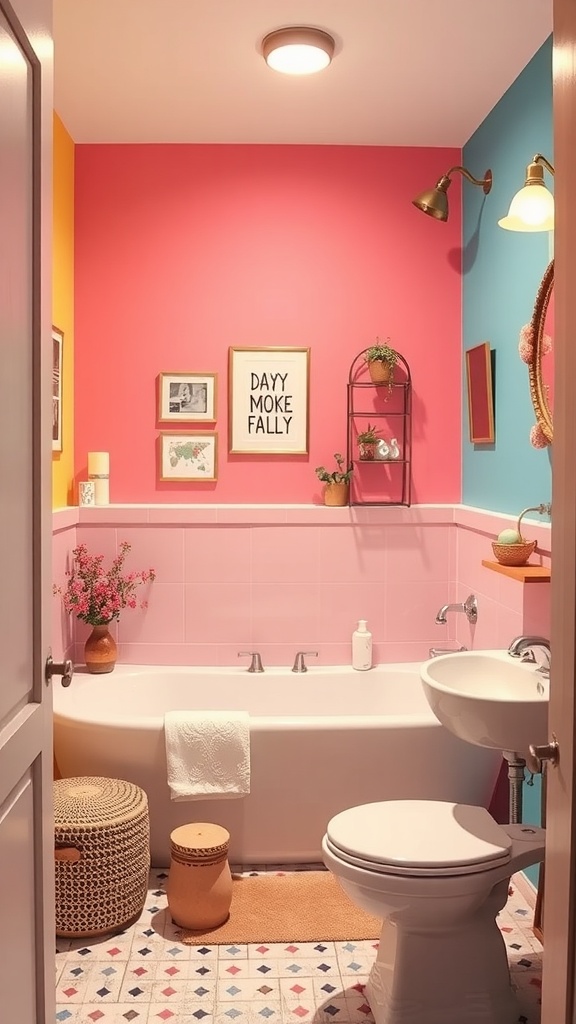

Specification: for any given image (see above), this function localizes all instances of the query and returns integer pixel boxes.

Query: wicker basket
[54,777,150,938]
[491,539,537,566]
[491,507,540,567]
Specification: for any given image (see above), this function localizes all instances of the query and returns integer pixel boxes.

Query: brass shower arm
[440,166,493,193]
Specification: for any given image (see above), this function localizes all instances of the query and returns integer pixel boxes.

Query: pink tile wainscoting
[51,505,551,666]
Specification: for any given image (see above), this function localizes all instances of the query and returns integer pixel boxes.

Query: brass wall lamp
[412,166,493,222]
[498,154,555,232]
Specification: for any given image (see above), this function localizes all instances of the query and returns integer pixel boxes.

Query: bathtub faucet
[429,645,468,658]
[238,651,264,673]
[292,651,318,673]
[435,593,478,625]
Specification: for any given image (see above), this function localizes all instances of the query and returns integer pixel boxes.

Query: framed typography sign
[228,347,310,454]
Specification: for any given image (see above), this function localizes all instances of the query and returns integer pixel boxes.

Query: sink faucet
[292,651,318,673]
[508,636,551,681]
[238,651,264,672]
[435,593,478,625]
[508,635,550,658]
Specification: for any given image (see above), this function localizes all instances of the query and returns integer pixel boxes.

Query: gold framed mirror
[528,258,554,444]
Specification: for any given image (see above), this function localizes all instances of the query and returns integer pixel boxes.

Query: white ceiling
[53,0,552,147]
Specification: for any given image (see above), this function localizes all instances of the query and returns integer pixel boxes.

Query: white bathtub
[53,664,503,867]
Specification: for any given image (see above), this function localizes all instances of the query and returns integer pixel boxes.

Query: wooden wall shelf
[481,560,551,582]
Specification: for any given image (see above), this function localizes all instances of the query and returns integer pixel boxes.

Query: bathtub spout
[435,594,478,625]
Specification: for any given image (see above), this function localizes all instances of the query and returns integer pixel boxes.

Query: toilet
[322,800,545,1024]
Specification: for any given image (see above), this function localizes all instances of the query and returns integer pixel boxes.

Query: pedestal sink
[420,649,549,758]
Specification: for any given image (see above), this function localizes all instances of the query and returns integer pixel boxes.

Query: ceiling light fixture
[412,166,493,222]
[498,154,555,232]
[262,27,335,76]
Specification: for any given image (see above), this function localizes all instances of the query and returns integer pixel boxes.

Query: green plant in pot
[357,424,381,461]
[315,453,353,506]
[364,339,398,388]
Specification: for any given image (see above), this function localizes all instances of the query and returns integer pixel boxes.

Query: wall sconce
[412,166,493,222]
[262,27,335,75]
[498,154,555,232]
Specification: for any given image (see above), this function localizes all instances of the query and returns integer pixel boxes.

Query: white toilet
[322,800,545,1024]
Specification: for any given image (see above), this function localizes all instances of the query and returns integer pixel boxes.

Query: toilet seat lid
[326,801,513,876]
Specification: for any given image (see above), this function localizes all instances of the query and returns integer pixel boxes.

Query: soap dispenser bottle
[352,619,373,671]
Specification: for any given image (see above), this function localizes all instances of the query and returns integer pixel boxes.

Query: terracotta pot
[324,482,349,506]
[168,823,232,930]
[84,624,117,674]
[368,360,393,385]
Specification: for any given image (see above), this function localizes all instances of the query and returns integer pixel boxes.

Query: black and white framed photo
[52,326,63,452]
[158,431,218,481]
[158,372,217,423]
[228,347,310,454]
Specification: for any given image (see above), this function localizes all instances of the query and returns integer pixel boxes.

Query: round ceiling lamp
[262,27,335,75]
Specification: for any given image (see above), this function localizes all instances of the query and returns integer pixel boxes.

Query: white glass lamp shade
[262,28,335,75]
[498,184,555,232]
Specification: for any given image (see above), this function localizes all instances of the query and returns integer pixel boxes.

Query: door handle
[45,654,74,688]
[527,735,559,774]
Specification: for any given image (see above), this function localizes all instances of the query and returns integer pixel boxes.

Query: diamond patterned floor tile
[54,867,542,1024]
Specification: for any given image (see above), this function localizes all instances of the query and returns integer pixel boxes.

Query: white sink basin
[420,649,549,756]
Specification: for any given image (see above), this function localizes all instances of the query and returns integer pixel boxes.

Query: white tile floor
[55,867,543,1024]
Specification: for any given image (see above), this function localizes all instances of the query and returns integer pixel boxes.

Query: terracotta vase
[368,360,393,385]
[84,624,117,674]
[324,482,349,507]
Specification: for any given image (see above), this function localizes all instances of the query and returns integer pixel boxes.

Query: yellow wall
[52,113,75,507]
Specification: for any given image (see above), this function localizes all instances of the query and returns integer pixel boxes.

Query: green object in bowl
[497,528,521,544]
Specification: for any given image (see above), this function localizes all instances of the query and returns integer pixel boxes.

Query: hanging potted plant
[357,424,382,461]
[364,339,398,388]
[315,453,353,506]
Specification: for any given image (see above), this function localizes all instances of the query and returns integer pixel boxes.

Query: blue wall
[462,38,552,514]
[463,39,552,883]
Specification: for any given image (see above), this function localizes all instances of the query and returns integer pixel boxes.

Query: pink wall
[51,507,551,668]
[74,144,462,504]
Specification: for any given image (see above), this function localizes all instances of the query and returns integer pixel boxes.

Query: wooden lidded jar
[167,822,232,930]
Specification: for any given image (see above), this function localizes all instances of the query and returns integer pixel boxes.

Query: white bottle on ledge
[352,619,373,671]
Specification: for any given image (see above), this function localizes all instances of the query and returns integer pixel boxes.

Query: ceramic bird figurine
[388,438,400,460]
[376,439,390,460]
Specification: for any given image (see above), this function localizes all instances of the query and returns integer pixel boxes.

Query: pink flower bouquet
[54,541,156,626]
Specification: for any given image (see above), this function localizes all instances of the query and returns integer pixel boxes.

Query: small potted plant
[357,424,381,461]
[315,453,353,506]
[364,339,398,388]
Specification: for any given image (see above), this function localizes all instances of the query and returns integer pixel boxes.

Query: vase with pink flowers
[54,541,156,673]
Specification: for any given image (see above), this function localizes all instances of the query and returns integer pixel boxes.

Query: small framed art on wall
[158,431,218,481]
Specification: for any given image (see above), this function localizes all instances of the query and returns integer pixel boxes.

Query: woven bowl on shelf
[491,539,537,567]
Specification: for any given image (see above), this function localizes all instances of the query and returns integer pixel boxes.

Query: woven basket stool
[54,777,150,938]
[167,823,232,930]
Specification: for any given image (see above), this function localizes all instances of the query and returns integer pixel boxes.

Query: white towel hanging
[164,710,250,801]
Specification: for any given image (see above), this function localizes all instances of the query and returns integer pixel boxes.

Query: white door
[0,0,54,1021]
[537,3,576,1022]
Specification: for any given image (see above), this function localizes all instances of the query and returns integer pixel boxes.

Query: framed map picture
[158,431,218,481]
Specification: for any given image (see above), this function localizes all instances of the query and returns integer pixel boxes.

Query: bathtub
[53,664,503,867]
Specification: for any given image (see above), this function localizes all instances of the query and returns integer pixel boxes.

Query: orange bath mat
[175,870,382,945]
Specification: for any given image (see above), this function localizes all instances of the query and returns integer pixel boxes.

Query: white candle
[88,451,110,505]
